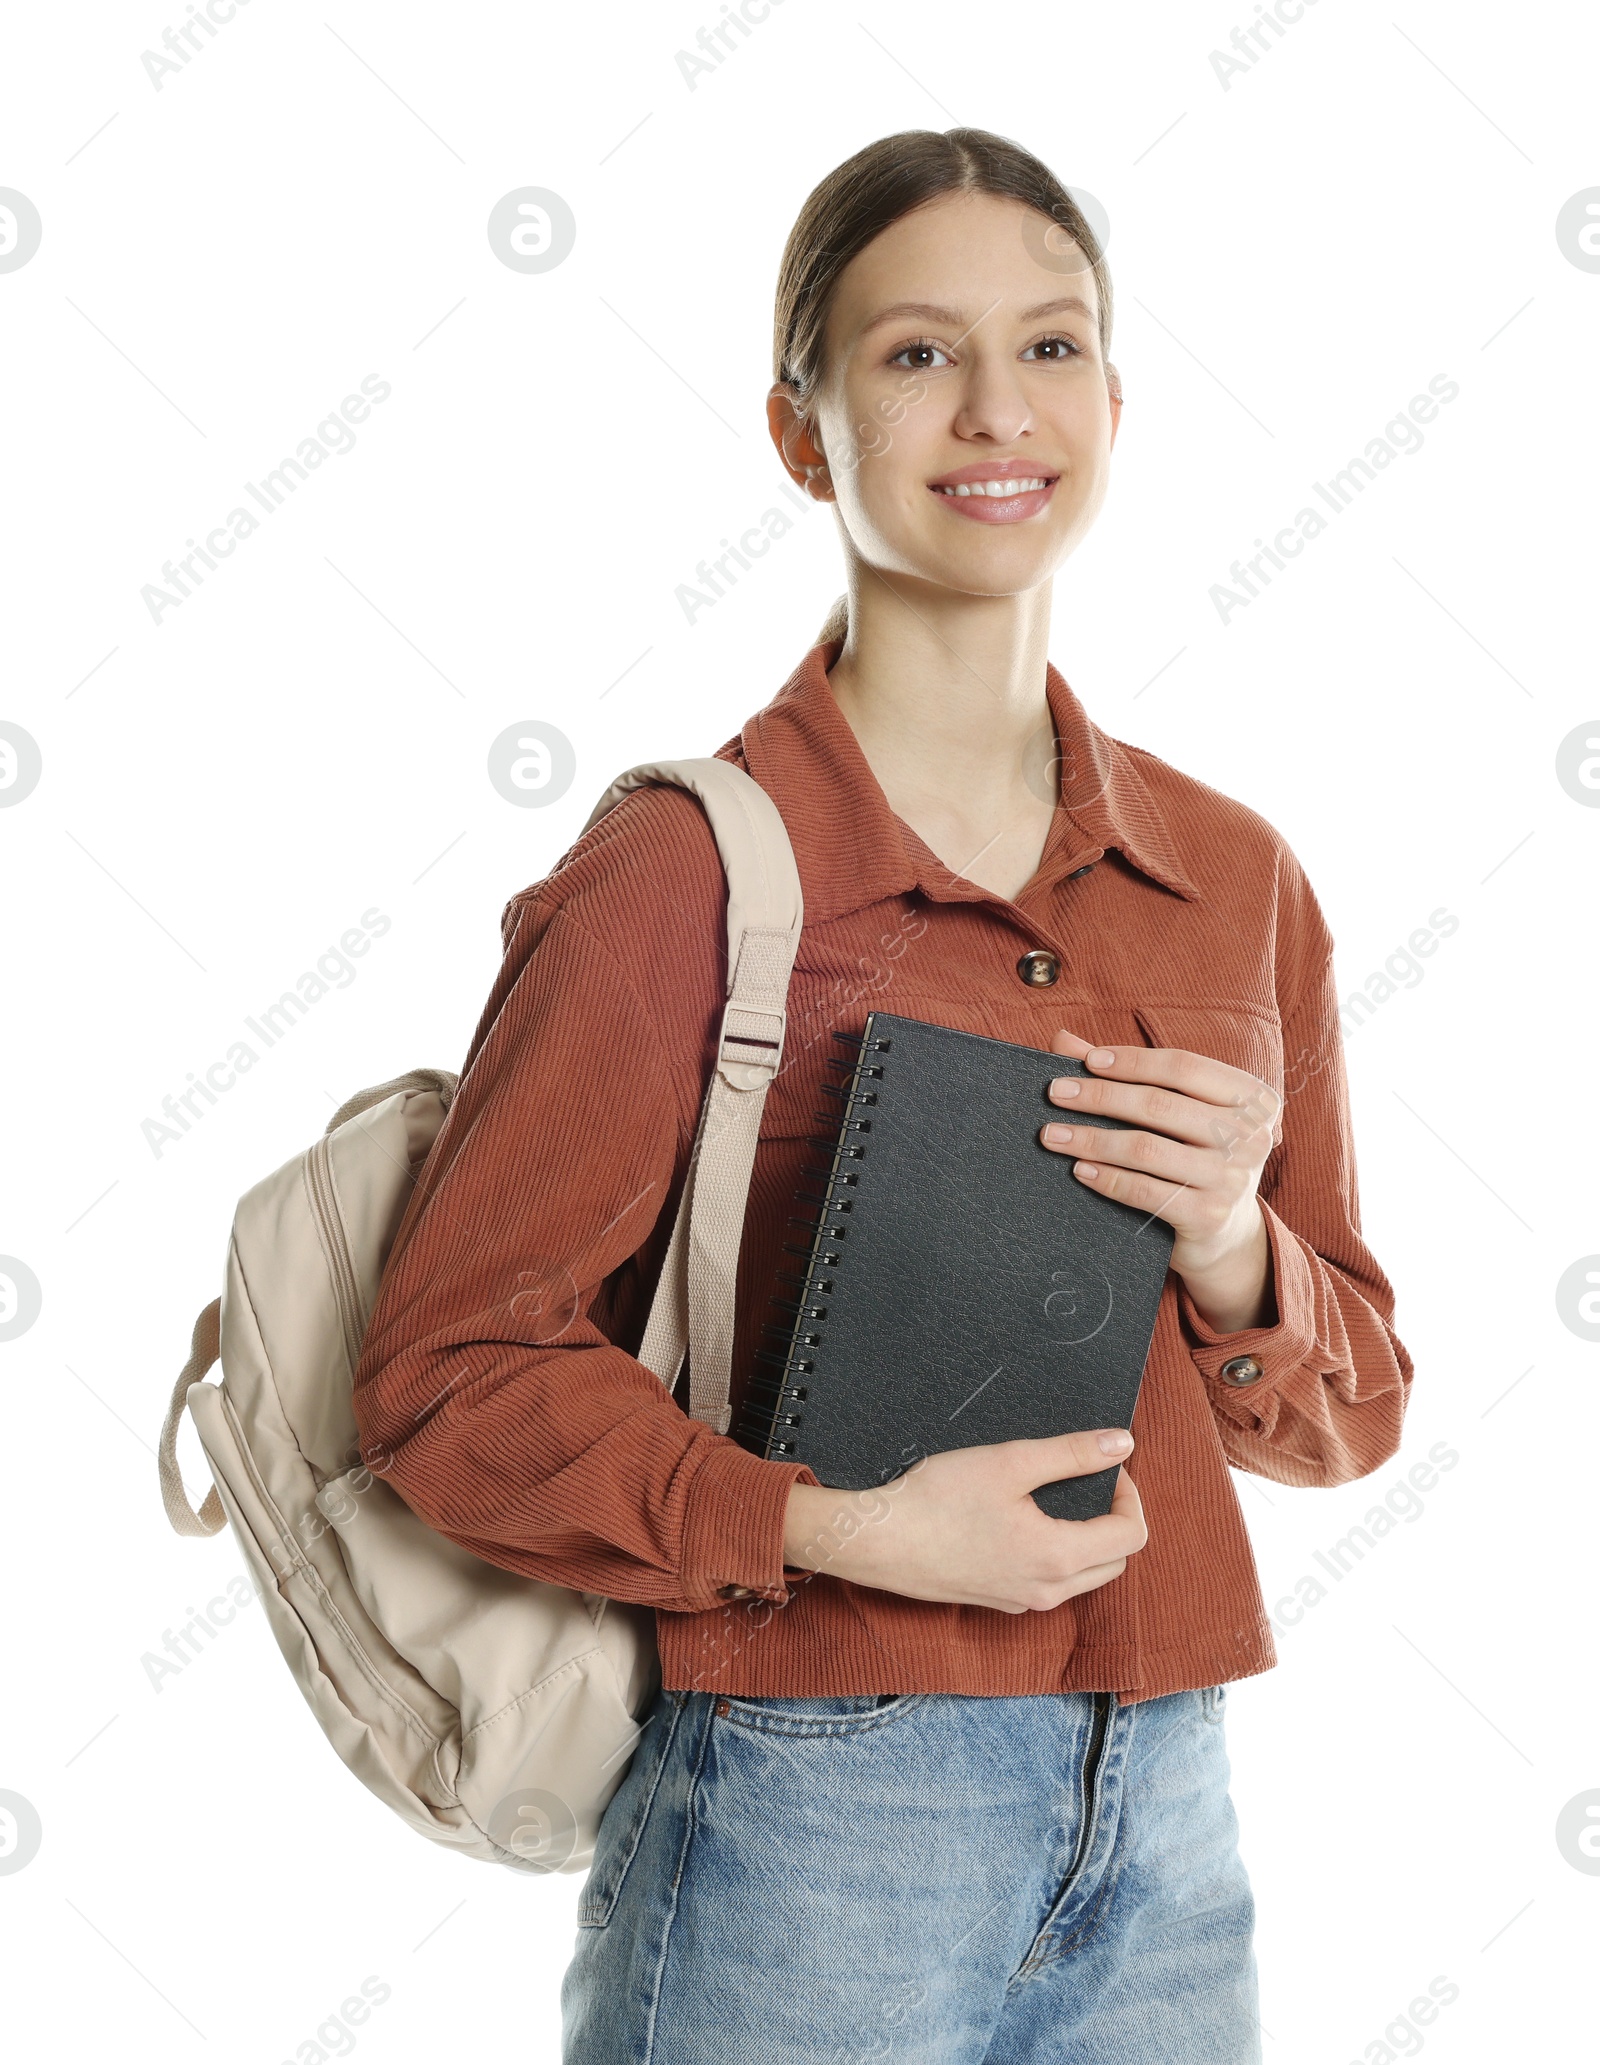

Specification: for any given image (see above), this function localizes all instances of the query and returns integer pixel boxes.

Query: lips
[926,462,1060,525]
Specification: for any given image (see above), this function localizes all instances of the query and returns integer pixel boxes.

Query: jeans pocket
[716,1692,928,1738]
[577,1692,682,1929]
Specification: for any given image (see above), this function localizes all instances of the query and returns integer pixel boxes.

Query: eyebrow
[860,295,1097,334]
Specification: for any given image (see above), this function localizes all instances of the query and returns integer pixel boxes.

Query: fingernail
[1044,1124,1073,1145]
[1051,1078,1081,1100]
[1097,1430,1133,1454]
[1088,1048,1115,1067]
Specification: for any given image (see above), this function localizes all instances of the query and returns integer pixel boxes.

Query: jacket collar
[728,638,1200,924]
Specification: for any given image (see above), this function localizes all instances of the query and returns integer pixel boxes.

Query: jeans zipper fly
[1017,1691,1117,1979]
[1065,1691,1112,1887]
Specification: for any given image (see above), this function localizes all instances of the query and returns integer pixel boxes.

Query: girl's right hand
[779,1431,1147,1614]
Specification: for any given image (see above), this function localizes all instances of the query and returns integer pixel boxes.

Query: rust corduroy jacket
[350,638,1412,1700]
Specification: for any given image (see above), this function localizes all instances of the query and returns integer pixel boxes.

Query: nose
[950,345,1034,447]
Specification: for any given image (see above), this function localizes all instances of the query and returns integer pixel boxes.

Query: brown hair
[773,126,1115,411]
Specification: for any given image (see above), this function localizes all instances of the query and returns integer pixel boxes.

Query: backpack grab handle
[159,1298,226,1537]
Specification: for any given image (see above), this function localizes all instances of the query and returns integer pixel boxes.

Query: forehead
[826,190,1101,353]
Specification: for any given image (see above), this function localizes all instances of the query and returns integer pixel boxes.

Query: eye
[887,337,952,370]
[1021,334,1085,363]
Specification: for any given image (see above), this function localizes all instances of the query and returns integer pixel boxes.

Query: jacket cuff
[1176,1200,1319,1426]
[675,1439,823,1612]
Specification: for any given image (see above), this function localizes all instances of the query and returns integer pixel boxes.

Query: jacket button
[718,1584,753,1600]
[1219,1354,1263,1385]
[1017,950,1060,987]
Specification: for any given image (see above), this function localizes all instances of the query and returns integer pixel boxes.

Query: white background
[2,0,1597,2058]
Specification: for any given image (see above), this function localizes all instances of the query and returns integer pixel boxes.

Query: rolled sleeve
[1178,953,1413,1486]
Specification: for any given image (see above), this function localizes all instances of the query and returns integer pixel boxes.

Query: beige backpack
[157,758,803,1874]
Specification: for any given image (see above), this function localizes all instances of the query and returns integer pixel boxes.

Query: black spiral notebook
[735,1012,1176,1521]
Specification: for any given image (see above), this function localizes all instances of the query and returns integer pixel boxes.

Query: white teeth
[936,477,1050,497]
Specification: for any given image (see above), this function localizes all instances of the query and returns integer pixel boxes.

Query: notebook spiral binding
[734,1025,892,1460]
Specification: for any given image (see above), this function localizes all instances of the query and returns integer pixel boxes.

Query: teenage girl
[352,126,1411,2064]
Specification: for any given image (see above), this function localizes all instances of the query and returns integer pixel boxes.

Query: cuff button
[1219,1354,1264,1386]
[718,1584,753,1600]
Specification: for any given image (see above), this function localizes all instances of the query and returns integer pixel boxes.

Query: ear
[766,383,832,498]
[1105,361,1123,450]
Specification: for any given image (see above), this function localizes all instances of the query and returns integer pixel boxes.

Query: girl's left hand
[1039,1025,1283,1335]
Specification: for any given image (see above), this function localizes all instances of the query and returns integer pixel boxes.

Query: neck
[822,571,1062,900]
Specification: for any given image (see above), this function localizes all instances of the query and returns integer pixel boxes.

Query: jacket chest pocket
[1131,1002,1285,1145]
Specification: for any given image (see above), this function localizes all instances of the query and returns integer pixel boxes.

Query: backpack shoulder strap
[580,757,803,1434]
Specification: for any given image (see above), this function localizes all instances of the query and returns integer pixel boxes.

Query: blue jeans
[561,1683,1260,2063]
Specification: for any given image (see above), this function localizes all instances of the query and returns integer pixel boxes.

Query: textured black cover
[737,1011,1176,1521]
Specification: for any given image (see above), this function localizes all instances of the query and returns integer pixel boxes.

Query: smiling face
[769,190,1121,607]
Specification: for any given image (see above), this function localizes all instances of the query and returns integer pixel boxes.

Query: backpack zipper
[305,1136,365,1373]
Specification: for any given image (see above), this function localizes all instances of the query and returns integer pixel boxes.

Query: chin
[915,540,1061,597]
